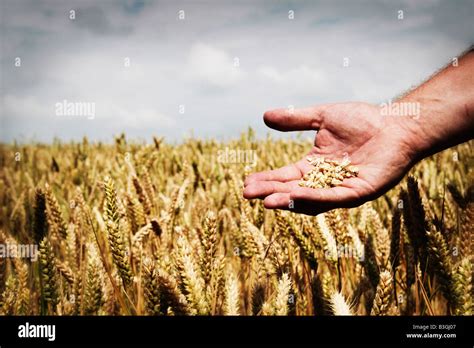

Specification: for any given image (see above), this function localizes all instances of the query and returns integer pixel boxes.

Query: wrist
[393,51,474,160]
[385,114,427,165]
[395,95,473,161]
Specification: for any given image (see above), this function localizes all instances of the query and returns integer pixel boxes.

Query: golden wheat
[0,133,471,316]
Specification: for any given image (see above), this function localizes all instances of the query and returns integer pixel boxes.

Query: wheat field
[0,131,472,316]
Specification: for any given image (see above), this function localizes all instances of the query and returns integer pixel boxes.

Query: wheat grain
[299,156,359,189]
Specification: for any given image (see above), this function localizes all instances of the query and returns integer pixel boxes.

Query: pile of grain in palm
[298,156,359,189]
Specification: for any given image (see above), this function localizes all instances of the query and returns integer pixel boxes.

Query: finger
[263,193,327,215]
[263,105,327,132]
[290,186,362,208]
[263,193,291,209]
[245,161,306,186]
[243,181,294,199]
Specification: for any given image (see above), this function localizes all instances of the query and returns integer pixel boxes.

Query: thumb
[263,105,328,132]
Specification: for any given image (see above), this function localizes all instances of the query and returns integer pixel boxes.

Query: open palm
[244,102,417,215]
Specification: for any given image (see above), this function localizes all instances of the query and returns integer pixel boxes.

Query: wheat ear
[15,261,30,315]
[84,249,104,315]
[1,275,17,314]
[33,188,48,243]
[143,259,161,315]
[371,270,393,316]
[104,176,133,286]
[454,257,473,315]
[316,214,338,264]
[0,231,7,298]
[405,178,429,265]
[200,211,218,286]
[39,237,60,313]
[224,272,240,315]
[156,271,190,315]
[44,184,68,239]
[132,176,152,215]
[389,206,401,271]
[175,233,209,314]
[274,273,292,315]
[287,214,319,268]
[426,227,461,310]
[330,291,353,315]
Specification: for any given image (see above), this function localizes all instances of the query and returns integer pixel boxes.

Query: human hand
[243,102,419,215]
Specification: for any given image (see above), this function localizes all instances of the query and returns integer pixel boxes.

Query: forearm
[397,47,474,162]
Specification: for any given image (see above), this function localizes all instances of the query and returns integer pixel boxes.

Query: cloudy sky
[1,0,473,142]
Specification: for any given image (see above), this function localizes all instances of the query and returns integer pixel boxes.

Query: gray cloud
[1,0,473,142]
[73,6,134,36]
